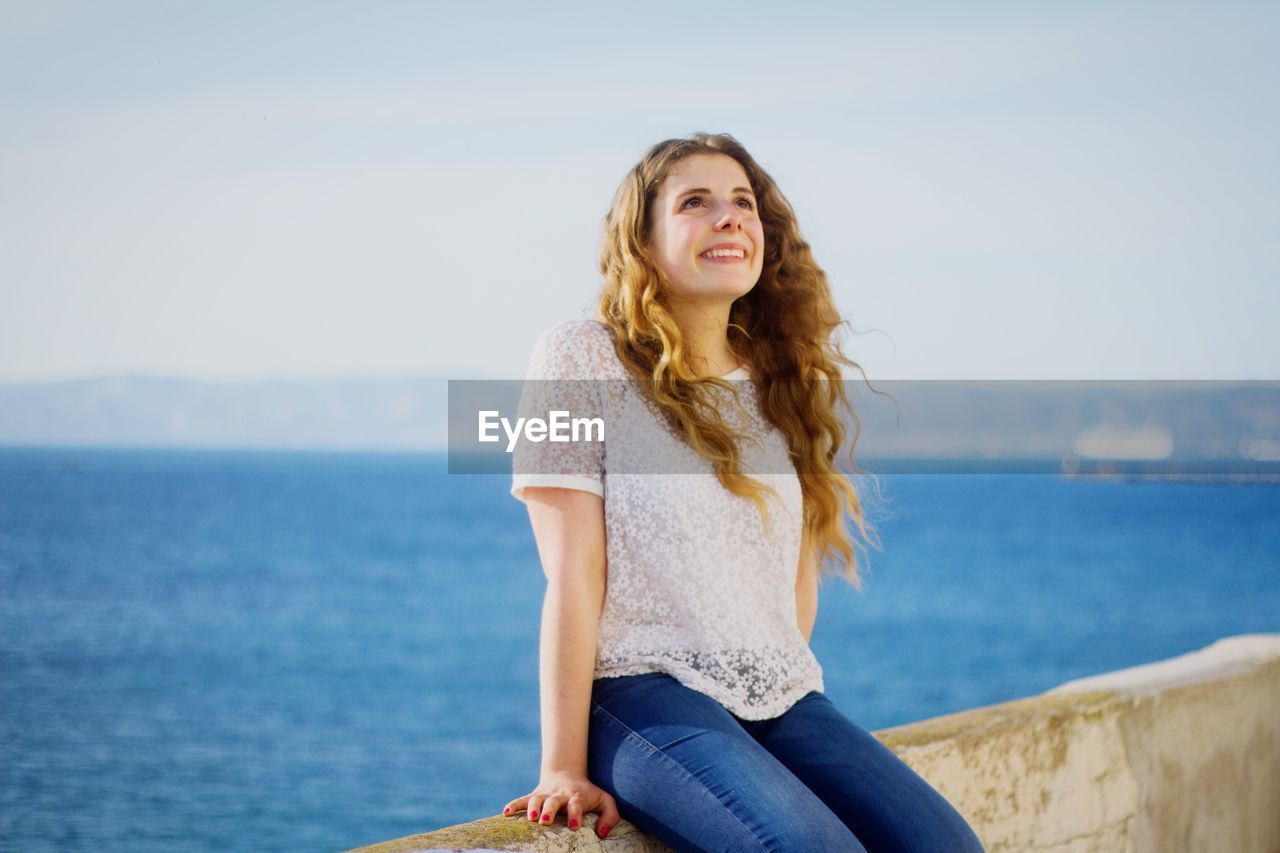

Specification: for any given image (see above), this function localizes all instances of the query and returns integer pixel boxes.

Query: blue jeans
[587,673,985,852]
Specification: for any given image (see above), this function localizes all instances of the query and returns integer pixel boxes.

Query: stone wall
[351,634,1280,853]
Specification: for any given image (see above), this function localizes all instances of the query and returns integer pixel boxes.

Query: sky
[1,0,1276,382]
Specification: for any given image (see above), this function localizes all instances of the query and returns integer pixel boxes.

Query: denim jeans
[587,672,986,853]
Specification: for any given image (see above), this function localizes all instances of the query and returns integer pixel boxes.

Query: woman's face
[648,153,765,306]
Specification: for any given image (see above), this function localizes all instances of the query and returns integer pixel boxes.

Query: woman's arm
[796,527,818,644]
[530,487,606,775]
[503,487,619,838]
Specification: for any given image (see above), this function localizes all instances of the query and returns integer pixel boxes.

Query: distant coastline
[2,377,1277,483]
[0,375,450,450]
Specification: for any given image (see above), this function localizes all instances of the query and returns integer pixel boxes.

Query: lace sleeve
[510,321,609,502]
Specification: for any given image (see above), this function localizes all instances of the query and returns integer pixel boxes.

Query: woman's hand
[502,770,620,839]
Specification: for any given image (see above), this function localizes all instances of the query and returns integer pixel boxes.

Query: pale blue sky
[1,0,1276,381]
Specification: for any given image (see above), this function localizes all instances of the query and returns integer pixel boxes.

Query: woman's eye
[680,195,754,211]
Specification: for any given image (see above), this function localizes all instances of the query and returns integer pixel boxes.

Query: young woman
[501,133,984,852]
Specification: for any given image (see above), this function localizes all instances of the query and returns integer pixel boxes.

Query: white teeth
[702,248,746,259]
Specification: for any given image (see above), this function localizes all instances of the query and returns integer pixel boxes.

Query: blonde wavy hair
[597,132,874,589]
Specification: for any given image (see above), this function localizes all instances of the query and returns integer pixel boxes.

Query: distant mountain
[848,380,1280,462]
[1,378,1276,477]
[0,376,449,450]
[845,380,1280,479]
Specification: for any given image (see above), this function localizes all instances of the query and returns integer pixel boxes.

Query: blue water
[1,448,1276,851]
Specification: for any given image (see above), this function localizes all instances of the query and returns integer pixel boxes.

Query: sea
[1,447,1276,851]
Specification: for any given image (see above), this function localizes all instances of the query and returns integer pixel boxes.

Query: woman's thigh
[751,691,986,853]
[588,673,866,852]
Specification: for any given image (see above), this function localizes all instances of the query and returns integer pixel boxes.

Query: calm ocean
[1,447,1277,851]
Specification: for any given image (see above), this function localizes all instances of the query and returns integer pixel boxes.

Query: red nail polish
[569,818,580,829]
[503,807,510,815]
[601,824,611,837]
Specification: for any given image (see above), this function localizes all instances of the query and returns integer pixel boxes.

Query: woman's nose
[715,201,744,230]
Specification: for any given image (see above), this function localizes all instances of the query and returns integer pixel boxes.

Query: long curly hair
[597,132,873,589]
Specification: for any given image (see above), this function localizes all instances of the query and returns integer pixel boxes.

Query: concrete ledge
[350,815,667,853]
[350,634,1280,853]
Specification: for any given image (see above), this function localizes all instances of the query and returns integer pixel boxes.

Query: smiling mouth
[700,248,747,260]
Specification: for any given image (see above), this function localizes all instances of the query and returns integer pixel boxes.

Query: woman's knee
[756,694,983,851]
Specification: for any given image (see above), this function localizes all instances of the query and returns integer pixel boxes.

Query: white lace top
[510,319,824,720]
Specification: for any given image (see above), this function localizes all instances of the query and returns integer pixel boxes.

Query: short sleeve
[510,322,609,503]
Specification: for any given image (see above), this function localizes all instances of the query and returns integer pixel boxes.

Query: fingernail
[569,818,580,829]
[601,824,611,837]
[529,812,537,820]
[503,807,510,815]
